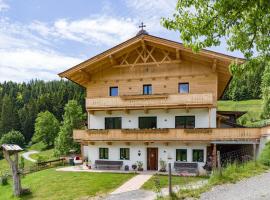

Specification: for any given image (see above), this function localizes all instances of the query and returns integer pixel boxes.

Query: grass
[217,99,267,127]
[142,175,207,191]
[29,149,57,162]
[0,142,55,174]
[0,168,135,200]
[171,162,269,199]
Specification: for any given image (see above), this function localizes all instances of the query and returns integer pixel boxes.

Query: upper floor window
[139,116,157,129]
[179,83,189,94]
[175,116,195,128]
[143,84,152,95]
[110,87,118,96]
[105,117,122,129]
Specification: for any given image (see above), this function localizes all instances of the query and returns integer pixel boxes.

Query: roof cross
[139,22,146,31]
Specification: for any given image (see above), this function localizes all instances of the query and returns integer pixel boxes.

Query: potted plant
[159,159,167,172]
[124,165,129,171]
[137,161,143,171]
[132,163,137,171]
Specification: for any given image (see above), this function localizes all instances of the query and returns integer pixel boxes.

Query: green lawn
[29,149,57,162]
[141,175,207,191]
[0,169,134,200]
[217,99,269,127]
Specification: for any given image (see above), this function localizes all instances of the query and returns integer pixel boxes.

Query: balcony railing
[73,128,262,142]
[86,93,214,110]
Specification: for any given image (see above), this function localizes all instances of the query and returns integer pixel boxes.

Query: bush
[0,172,8,186]
[0,130,25,147]
[259,142,270,166]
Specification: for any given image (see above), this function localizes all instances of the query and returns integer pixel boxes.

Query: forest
[0,65,267,151]
[0,80,85,145]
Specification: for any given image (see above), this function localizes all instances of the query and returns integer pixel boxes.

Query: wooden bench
[95,160,123,170]
[174,162,198,174]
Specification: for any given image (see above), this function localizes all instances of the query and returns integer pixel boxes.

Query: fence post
[253,143,257,162]
[168,163,172,197]
[212,143,217,169]
[217,151,222,176]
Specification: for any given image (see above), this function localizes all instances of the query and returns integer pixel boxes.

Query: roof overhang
[59,34,245,99]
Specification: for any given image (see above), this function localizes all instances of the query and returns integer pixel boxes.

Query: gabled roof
[59,33,245,99]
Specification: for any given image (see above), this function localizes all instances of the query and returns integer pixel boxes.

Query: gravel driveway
[200,171,270,200]
[21,150,39,162]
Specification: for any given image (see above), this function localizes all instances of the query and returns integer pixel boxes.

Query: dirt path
[200,171,270,200]
[21,150,39,162]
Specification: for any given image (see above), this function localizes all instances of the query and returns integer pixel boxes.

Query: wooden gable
[59,34,244,99]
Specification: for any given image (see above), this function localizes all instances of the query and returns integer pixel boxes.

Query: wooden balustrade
[73,128,262,142]
[86,93,214,110]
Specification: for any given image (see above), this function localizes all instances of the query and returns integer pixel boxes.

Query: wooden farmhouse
[59,29,270,173]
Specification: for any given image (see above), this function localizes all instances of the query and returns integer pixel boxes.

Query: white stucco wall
[88,108,216,129]
[85,142,208,173]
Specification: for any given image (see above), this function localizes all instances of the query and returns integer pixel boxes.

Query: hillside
[218,99,269,127]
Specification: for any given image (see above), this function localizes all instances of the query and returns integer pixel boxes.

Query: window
[120,148,130,160]
[139,117,157,129]
[192,149,204,162]
[179,83,189,94]
[175,116,195,128]
[110,87,118,96]
[99,148,109,159]
[143,84,152,95]
[176,149,187,162]
[105,117,122,129]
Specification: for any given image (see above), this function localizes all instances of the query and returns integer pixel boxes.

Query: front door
[147,148,158,170]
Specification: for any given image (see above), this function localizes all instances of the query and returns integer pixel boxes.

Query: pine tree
[0,95,15,136]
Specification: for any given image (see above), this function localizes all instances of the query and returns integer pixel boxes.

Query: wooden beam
[79,69,91,81]
[141,39,146,50]
[113,60,181,68]
[109,54,117,66]
[124,109,130,114]
[125,142,130,146]
[208,108,211,128]
[89,110,95,115]
[106,110,112,115]
[107,142,112,145]
[144,108,149,114]
[212,59,217,72]
[176,49,181,62]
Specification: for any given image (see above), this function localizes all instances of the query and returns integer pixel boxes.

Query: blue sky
[0,0,244,82]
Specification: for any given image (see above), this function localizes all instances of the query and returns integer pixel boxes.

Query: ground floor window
[175,116,195,128]
[99,148,109,159]
[192,149,204,162]
[120,148,130,160]
[176,149,187,162]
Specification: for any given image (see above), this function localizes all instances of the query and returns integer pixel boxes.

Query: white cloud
[0,18,83,82]
[0,0,9,12]
[0,49,82,82]
[30,16,138,46]
[124,0,177,34]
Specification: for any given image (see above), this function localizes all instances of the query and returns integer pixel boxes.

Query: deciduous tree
[33,111,60,147]
[54,100,85,156]
[162,0,270,116]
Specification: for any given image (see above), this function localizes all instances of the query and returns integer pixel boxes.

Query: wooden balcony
[73,128,262,142]
[86,93,214,111]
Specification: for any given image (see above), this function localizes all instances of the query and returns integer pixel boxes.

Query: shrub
[0,130,25,147]
[0,172,8,186]
[259,142,270,166]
